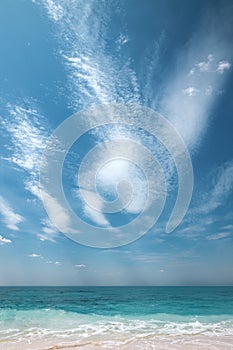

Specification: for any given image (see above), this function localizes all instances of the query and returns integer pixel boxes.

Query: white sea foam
[1,309,233,342]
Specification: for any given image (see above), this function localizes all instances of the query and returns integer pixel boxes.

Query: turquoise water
[1,286,233,343]
[1,286,233,316]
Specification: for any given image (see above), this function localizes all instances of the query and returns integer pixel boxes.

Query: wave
[1,308,233,339]
[1,311,233,350]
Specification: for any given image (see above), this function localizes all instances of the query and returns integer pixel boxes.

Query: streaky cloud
[0,195,24,231]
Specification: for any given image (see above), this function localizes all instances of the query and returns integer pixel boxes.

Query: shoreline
[1,334,233,350]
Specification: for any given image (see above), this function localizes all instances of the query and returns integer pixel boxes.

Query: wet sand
[1,334,233,350]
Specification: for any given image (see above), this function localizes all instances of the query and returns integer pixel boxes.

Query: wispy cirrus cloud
[35,0,143,227]
[159,52,232,151]
[1,103,49,199]
[39,218,59,242]
[40,0,140,110]
[183,160,233,229]
[222,224,233,231]
[40,188,79,235]
[37,0,232,230]
[207,232,231,241]
[82,196,110,227]
[0,195,24,231]
[143,5,233,151]
[199,161,233,215]
[0,103,64,241]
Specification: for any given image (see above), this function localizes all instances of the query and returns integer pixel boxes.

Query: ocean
[0,286,233,349]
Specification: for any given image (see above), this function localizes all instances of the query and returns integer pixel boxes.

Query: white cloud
[37,0,141,228]
[191,161,233,218]
[55,261,61,266]
[195,54,214,73]
[43,0,64,21]
[211,162,233,200]
[178,225,206,234]
[204,161,233,213]
[1,103,61,240]
[36,1,189,231]
[38,218,59,242]
[83,202,110,227]
[36,1,233,231]
[116,33,129,49]
[1,102,74,243]
[39,0,140,110]
[28,253,41,258]
[40,189,78,234]
[217,60,231,74]
[78,158,147,226]
[0,195,24,231]
[2,104,49,200]
[42,227,55,235]
[158,8,233,151]
[189,55,231,76]
[182,87,200,97]
[74,264,86,268]
[160,51,232,150]
[0,235,12,245]
[196,61,210,72]
[222,224,233,231]
[207,232,230,240]
[76,134,161,228]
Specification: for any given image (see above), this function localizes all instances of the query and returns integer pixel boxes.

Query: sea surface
[0,286,233,349]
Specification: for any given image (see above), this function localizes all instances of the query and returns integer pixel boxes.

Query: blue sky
[0,0,233,285]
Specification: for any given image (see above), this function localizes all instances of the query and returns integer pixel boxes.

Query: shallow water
[0,287,233,349]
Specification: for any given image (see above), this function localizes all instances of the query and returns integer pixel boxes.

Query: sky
[0,0,233,285]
